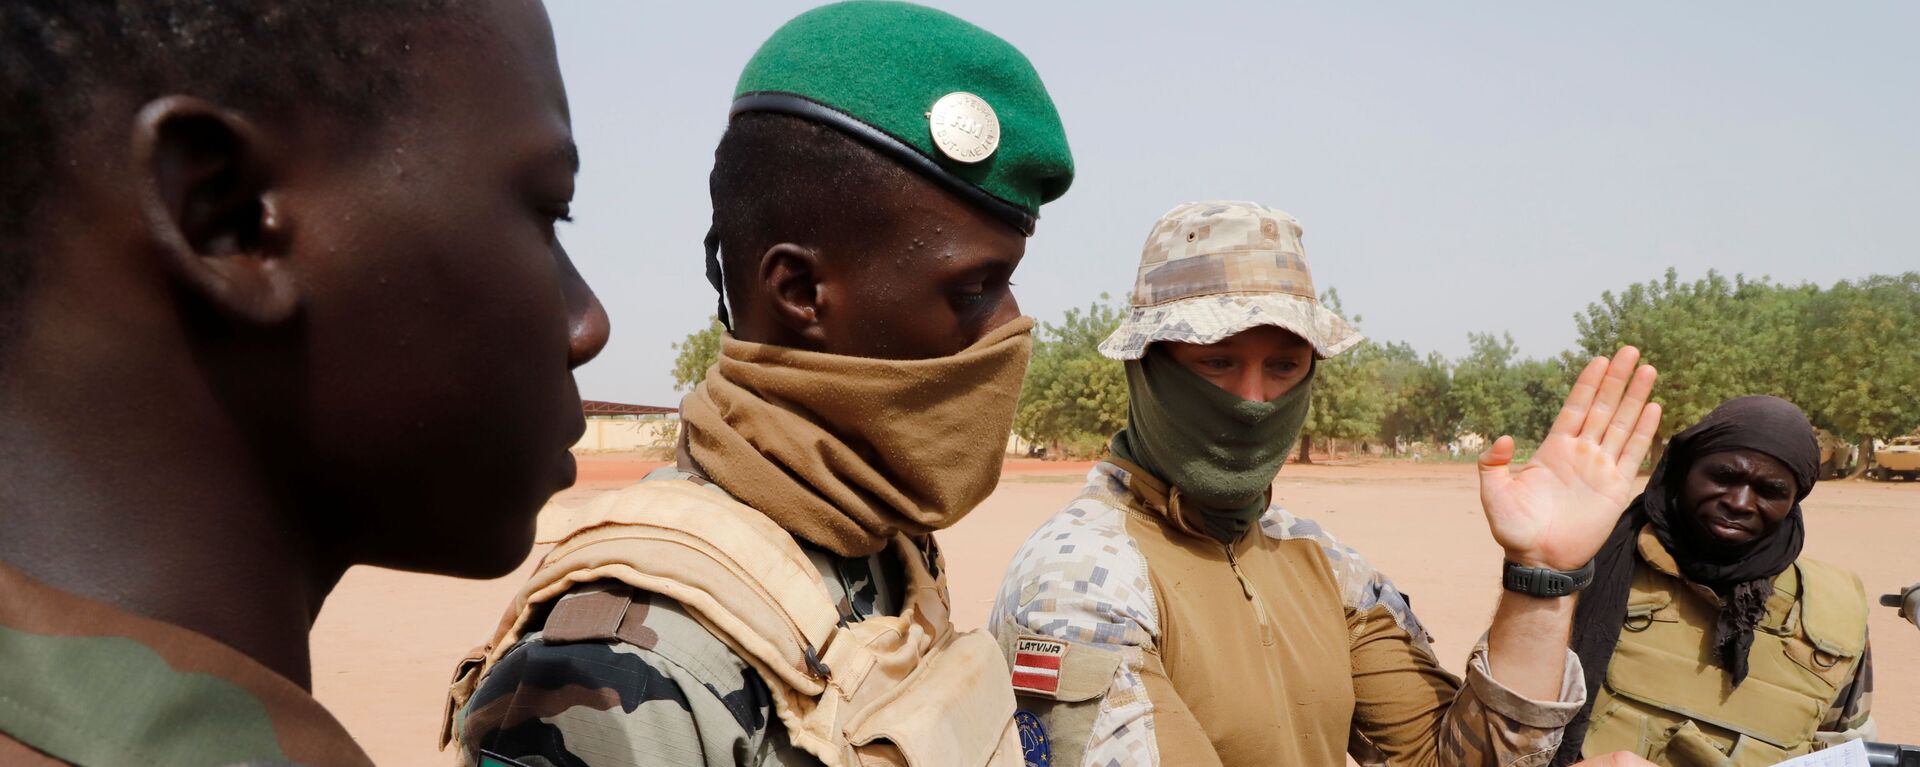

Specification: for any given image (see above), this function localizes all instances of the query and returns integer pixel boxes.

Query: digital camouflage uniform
[989,201,1586,766]
[991,461,1587,767]
[0,561,370,767]
[454,469,918,767]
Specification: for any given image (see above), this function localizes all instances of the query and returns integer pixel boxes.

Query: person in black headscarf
[1555,396,1876,767]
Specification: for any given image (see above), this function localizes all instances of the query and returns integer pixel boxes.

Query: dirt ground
[311,455,1920,765]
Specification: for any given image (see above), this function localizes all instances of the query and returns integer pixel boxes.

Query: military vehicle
[1815,428,1856,480]
[1868,435,1920,481]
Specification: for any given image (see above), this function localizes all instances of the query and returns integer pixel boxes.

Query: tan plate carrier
[1583,558,1868,766]
[442,479,1021,767]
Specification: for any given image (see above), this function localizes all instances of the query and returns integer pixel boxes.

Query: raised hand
[1479,347,1661,572]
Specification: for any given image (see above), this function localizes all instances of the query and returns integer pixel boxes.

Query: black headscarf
[1552,396,1821,766]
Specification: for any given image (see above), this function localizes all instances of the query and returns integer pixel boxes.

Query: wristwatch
[1502,559,1595,597]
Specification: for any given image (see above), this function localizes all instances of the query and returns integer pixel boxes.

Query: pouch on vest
[1585,557,1867,765]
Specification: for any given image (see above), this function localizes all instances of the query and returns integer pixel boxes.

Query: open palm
[1480,347,1662,572]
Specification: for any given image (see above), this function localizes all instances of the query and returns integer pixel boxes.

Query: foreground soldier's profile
[0,1,608,765]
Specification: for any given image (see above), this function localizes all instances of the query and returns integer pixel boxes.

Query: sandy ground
[311,455,1920,765]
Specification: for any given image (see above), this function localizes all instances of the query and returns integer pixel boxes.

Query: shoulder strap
[494,480,843,693]
[1794,558,1869,658]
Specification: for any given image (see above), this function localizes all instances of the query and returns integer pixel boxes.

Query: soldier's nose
[1230,368,1265,403]
[1725,487,1760,514]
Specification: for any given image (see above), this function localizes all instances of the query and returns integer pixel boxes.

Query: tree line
[671,270,1920,468]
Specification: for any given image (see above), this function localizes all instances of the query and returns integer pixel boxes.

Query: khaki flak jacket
[1581,528,1872,766]
[444,479,1021,767]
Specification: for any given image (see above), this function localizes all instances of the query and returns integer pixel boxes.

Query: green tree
[1572,269,1809,466]
[1793,273,1920,463]
[1380,351,1458,450]
[671,316,726,392]
[1450,332,1525,442]
[1298,289,1389,462]
[1512,357,1572,442]
[1014,297,1130,458]
[1446,333,1569,447]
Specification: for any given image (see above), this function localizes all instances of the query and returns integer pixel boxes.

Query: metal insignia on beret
[928,92,1000,164]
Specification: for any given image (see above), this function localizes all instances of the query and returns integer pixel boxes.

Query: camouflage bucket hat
[1099,200,1362,360]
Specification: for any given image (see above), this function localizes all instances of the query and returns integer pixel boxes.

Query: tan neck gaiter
[680,317,1034,557]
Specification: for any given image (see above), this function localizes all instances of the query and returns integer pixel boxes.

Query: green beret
[733,1,1074,235]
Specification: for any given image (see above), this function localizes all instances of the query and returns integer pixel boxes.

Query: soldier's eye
[950,282,987,308]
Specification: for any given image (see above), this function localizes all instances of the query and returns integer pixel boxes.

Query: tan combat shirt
[991,460,1587,767]
[0,561,372,767]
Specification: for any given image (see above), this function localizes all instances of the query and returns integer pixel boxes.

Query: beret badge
[928,91,1000,164]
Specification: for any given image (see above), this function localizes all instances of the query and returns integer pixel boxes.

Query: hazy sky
[545,1,1918,406]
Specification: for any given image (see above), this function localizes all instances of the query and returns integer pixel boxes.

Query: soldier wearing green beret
[445,3,1074,766]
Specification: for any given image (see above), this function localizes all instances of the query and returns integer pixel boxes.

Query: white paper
[1770,739,1869,767]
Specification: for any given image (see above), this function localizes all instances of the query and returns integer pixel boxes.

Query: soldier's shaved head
[708,113,916,323]
[707,112,1027,360]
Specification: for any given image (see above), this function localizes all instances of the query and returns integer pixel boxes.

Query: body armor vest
[1583,532,1867,766]
[443,479,1021,767]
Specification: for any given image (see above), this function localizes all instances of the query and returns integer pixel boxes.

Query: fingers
[1549,356,1610,438]
[1577,346,1642,442]
[1599,364,1657,458]
[1615,402,1662,481]
[1479,435,1515,496]
[1479,435,1516,471]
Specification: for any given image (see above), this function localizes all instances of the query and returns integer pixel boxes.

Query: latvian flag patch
[1011,635,1067,696]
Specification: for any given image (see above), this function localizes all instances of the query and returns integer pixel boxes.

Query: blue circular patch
[1015,709,1051,766]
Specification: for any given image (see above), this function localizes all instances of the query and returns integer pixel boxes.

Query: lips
[1700,514,1756,543]
[557,391,586,490]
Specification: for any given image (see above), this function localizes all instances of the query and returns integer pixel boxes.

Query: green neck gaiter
[1109,347,1313,544]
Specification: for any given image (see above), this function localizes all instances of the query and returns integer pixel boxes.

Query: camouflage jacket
[989,461,1588,767]
[0,561,370,767]
[455,468,915,767]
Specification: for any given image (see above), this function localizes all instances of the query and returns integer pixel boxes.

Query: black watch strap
[1502,559,1595,597]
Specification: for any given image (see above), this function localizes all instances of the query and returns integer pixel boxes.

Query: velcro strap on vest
[1606,634,1825,748]
[1794,559,1868,658]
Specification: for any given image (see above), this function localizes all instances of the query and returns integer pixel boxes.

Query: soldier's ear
[759,243,828,346]
[130,95,299,325]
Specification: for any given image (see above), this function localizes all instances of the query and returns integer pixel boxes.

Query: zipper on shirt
[1224,542,1276,647]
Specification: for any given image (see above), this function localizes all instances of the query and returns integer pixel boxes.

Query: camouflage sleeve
[989,499,1214,767]
[1261,509,1585,767]
[457,583,809,767]
[1815,637,1876,747]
